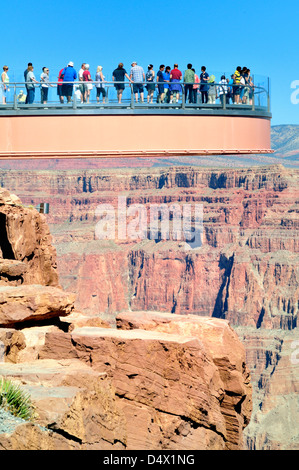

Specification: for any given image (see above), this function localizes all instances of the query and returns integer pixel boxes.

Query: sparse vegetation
[0,377,35,421]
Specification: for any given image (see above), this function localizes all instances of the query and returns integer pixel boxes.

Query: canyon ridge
[0,163,298,450]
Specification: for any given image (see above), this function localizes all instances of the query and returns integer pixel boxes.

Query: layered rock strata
[0,164,298,449]
[0,187,252,450]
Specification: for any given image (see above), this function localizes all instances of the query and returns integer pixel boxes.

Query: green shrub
[0,377,35,421]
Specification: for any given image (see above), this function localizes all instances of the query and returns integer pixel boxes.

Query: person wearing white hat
[60,62,77,103]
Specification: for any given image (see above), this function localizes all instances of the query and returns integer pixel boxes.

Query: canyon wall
[0,164,298,449]
[0,186,252,450]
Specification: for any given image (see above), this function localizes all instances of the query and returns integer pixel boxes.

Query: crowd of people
[1,61,255,106]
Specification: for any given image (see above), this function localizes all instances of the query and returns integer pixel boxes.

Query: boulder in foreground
[0,285,76,327]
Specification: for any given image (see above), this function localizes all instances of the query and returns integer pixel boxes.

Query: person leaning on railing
[112,63,132,104]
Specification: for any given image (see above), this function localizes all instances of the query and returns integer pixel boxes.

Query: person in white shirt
[217,75,228,106]
[78,63,86,103]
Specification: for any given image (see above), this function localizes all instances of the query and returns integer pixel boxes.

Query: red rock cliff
[0,186,252,450]
[0,164,298,449]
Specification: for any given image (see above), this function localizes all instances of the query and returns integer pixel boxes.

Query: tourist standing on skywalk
[1,66,9,104]
[130,62,145,103]
[60,62,77,103]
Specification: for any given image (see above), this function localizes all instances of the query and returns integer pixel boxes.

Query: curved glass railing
[0,76,271,113]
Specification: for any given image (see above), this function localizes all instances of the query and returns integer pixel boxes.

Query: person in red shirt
[170,64,182,103]
[83,64,93,103]
[57,67,65,104]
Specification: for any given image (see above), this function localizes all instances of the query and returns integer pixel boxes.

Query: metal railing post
[182,83,185,109]
[130,84,135,109]
[252,90,255,111]
[13,85,18,110]
[221,85,226,110]
[73,83,77,109]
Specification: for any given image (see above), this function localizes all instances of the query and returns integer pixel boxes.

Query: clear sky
[2,0,298,125]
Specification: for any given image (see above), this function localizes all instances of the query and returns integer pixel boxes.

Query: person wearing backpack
[146,64,155,104]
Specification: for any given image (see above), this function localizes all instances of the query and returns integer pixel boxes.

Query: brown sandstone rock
[0,259,27,281]
[60,310,111,331]
[0,359,126,450]
[116,311,252,448]
[0,188,59,287]
[0,284,76,327]
[38,324,252,449]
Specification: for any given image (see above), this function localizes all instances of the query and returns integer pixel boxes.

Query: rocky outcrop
[0,359,124,450]
[116,311,252,449]
[0,188,59,287]
[35,318,252,450]
[0,164,298,450]
[0,318,252,450]
[235,327,299,450]
[0,187,252,450]
[0,285,76,328]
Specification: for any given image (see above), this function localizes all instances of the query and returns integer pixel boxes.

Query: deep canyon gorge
[0,163,298,449]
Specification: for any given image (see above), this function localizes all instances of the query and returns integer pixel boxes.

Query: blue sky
[2,0,299,125]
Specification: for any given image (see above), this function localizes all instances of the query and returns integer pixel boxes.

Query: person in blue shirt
[199,66,209,104]
[156,64,165,103]
[61,61,77,103]
[24,62,33,104]
[227,74,234,104]
[162,66,171,103]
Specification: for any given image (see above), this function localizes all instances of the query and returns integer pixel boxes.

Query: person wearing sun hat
[61,61,77,103]
[207,74,217,104]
